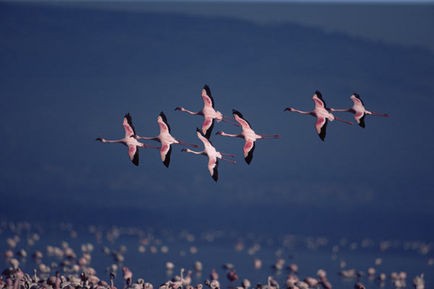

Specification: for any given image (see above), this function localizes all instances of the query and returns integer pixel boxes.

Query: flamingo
[215,109,279,164]
[330,93,389,128]
[122,266,133,287]
[182,128,235,182]
[96,113,149,166]
[284,90,352,141]
[175,84,224,139]
[137,112,198,168]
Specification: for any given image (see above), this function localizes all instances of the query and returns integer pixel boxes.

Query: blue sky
[1,1,434,239]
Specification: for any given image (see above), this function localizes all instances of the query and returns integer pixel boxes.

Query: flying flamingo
[182,128,235,182]
[175,84,225,139]
[216,109,279,164]
[96,113,151,166]
[330,93,389,128]
[137,112,198,168]
[284,90,352,141]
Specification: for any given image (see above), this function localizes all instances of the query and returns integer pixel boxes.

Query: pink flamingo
[216,109,279,164]
[284,90,352,141]
[96,113,151,166]
[182,128,235,182]
[175,84,225,139]
[331,93,389,128]
[122,266,133,288]
[137,112,198,167]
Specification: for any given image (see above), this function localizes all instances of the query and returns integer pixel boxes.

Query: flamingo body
[175,85,223,139]
[312,92,335,140]
[182,129,223,181]
[216,109,279,164]
[330,93,389,128]
[138,112,195,168]
[96,113,145,166]
[233,110,262,164]
[285,91,351,141]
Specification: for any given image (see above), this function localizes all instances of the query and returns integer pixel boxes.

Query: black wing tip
[132,154,139,166]
[163,147,172,168]
[245,155,253,164]
[212,168,218,182]
[318,120,327,141]
[359,115,366,128]
[232,109,243,118]
[203,84,212,95]
[124,112,132,121]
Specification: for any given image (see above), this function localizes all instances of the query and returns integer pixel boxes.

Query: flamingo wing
[160,143,172,168]
[208,156,219,182]
[158,112,171,133]
[354,111,366,128]
[128,144,139,166]
[201,84,215,108]
[243,140,256,164]
[123,113,136,137]
[315,116,327,141]
[358,114,366,128]
[313,93,326,109]
[233,110,252,129]
[202,117,214,139]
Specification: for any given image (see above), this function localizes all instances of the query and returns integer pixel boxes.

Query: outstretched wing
[316,116,327,141]
[232,109,252,129]
[244,140,255,164]
[202,117,214,139]
[160,143,172,168]
[128,145,139,166]
[158,112,171,133]
[358,114,366,128]
[123,113,136,137]
[354,111,366,128]
[201,84,215,108]
[208,157,219,182]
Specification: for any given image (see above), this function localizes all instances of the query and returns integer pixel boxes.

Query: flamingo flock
[96,85,388,181]
[1,221,427,289]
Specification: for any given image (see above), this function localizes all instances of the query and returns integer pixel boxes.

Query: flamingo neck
[103,138,125,144]
[291,108,313,115]
[218,131,242,138]
[138,135,160,142]
[180,107,203,116]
